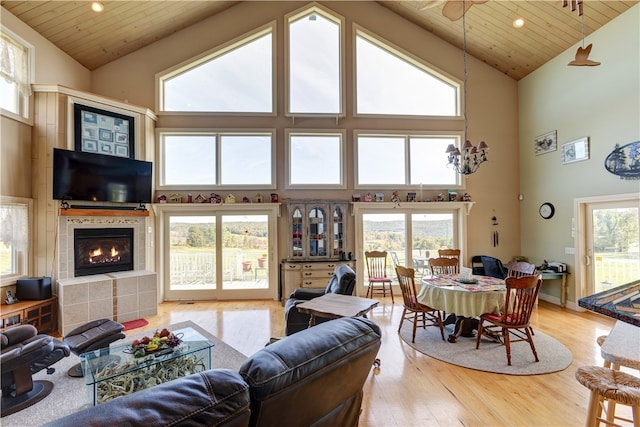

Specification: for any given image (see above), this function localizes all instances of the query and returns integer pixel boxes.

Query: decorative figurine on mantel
[255,193,264,203]
[225,194,236,204]
[352,194,361,202]
[242,196,251,203]
[462,192,472,201]
[210,193,222,204]
[187,193,193,203]
[407,192,417,202]
[436,193,446,202]
[375,193,384,202]
[157,194,167,204]
[364,193,373,202]
[194,194,207,203]
[169,193,182,203]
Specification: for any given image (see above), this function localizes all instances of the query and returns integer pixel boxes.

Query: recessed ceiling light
[91,2,104,13]
[513,18,525,28]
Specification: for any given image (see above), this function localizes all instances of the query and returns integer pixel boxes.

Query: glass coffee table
[82,326,213,406]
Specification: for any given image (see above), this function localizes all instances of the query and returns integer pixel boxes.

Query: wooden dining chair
[438,249,461,259]
[506,261,537,278]
[428,257,459,276]
[506,260,538,335]
[395,265,445,342]
[364,251,394,303]
[475,275,543,365]
[437,249,460,272]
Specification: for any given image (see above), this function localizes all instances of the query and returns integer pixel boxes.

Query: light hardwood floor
[137,297,632,427]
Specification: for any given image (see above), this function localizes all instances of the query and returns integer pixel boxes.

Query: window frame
[0,196,33,287]
[353,25,461,119]
[285,129,347,189]
[354,130,464,189]
[0,27,34,124]
[157,129,277,191]
[284,2,346,119]
[155,22,277,115]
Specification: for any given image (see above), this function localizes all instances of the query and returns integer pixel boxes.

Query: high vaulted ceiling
[1,1,637,80]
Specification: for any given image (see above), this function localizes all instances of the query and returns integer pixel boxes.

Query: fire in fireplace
[74,228,134,277]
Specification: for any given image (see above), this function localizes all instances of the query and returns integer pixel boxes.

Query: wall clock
[539,202,555,219]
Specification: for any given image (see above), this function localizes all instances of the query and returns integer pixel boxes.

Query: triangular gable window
[159,27,273,113]
[355,29,458,117]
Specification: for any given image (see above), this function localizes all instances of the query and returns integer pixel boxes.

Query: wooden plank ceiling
[1,0,637,80]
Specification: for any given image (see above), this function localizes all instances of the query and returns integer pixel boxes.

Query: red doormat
[122,318,149,331]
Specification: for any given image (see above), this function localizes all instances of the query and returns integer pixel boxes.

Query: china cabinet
[281,200,352,304]
[286,200,348,260]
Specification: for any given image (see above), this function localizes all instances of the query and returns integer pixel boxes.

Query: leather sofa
[284,263,356,335]
[44,316,381,427]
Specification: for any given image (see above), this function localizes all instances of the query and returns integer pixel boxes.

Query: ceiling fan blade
[442,0,489,21]
[418,0,446,11]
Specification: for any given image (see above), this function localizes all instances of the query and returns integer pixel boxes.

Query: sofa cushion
[44,369,251,427]
[239,317,381,427]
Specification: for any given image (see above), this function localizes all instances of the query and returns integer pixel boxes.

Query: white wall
[518,4,640,306]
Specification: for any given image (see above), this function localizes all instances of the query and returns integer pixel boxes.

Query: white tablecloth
[419,275,506,318]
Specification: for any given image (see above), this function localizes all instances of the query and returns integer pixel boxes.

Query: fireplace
[74,228,134,277]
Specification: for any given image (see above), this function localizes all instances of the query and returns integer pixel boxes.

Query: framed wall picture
[561,137,590,164]
[534,130,557,155]
[74,103,135,158]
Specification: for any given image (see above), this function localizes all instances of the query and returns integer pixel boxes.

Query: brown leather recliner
[1,325,70,417]
[284,263,356,335]
[44,317,382,427]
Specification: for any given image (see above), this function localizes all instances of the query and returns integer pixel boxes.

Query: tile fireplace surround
[56,215,157,335]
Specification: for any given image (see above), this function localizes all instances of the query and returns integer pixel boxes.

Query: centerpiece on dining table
[125,328,184,358]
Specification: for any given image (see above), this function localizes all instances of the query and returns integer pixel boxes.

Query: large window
[287,5,343,115]
[159,132,274,188]
[356,133,460,187]
[0,29,32,121]
[286,131,345,188]
[355,28,458,117]
[159,26,274,113]
[0,197,32,286]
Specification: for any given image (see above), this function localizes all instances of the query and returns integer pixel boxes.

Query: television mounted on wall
[52,148,152,204]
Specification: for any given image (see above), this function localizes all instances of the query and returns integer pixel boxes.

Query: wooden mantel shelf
[59,208,149,217]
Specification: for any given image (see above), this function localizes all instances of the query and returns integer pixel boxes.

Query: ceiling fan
[419,0,489,21]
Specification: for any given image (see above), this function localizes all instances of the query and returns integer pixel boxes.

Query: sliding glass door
[157,205,278,301]
[357,204,463,294]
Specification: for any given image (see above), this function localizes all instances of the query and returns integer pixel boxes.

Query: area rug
[3,321,248,427]
[399,322,572,375]
[121,318,149,331]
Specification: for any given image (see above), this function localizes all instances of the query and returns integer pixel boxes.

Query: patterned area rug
[399,321,572,375]
[3,321,248,426]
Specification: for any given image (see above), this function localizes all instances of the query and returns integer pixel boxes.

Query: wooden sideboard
[0,297,57,334]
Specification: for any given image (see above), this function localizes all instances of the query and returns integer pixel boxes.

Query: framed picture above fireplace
[74,103,135,159]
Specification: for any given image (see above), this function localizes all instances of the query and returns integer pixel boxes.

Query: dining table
[419,274,506,343]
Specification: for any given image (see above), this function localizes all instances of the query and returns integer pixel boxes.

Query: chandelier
[446,0,488,175]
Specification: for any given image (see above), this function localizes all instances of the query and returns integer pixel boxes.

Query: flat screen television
[53,148,153,204]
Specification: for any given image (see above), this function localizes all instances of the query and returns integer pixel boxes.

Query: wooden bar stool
[597,335,621,424]
[575,366,640,427]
